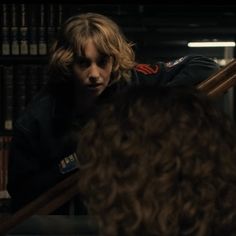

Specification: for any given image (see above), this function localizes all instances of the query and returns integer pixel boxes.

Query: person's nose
[89,63,100,81]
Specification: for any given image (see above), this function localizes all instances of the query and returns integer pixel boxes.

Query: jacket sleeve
[7,117,66,212]
[134,55,220,87]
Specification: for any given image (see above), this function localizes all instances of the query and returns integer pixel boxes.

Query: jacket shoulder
[133,55,219,87]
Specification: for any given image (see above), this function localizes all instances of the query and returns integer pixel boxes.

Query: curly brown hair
[77,85,236,236]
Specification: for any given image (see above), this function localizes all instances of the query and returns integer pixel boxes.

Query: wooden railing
[0,59,236,235]
[197,59,236,98]
[0,171,79,235]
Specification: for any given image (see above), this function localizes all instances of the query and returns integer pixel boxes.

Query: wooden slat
[207,74,236,98]
[197,59,236,97]
[37,181,79,215]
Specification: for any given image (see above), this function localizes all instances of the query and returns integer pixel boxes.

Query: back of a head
[77,85,236,236]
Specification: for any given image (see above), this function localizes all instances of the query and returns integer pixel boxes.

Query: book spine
[56,4,62,34]
[0,137,3,194]
[38,4,47,55]
[28,4,38,55]
[0,65,3,131]
[19,4,29,55]
[4,136,12,193]
[47,4,56,51]
[3,66,14,131]
[10,4,20,55]
[14,65,27,120]
[26,65,39,104]
[38,65,48,89]
[0,136,11,200]
[1,4,10,55]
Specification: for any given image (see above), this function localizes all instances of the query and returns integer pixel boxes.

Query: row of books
[0,64,48,132]
[0,136,11,201]
[1,3,63,56]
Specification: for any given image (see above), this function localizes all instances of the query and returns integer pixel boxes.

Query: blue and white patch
[59,153,79,174]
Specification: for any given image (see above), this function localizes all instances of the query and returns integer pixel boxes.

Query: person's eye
[97,55,110,68]
[75,57,91,68]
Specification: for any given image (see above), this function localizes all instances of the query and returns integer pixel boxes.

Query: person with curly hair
[8,12,219,214]
[77,85,236,236]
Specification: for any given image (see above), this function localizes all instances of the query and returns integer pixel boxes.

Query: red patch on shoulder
[135,64,159,75]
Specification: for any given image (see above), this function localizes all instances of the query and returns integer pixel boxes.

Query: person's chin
[87,85,104,96]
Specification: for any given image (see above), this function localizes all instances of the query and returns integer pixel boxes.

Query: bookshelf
[0,3,63,210]
[0,3,63,134]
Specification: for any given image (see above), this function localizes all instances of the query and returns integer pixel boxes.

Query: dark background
[61,4,236,62]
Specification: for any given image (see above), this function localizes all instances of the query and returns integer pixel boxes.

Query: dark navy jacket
[7,55,219,213]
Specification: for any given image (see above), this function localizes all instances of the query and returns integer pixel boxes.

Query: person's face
[73,39,113,97]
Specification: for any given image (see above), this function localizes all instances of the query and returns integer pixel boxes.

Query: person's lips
[87,83,103,91]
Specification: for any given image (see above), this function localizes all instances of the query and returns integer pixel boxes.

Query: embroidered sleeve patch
[165,57,185,68]
[135,64,159,75]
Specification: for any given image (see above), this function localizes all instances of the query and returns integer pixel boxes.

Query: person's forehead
[82,39,99,58]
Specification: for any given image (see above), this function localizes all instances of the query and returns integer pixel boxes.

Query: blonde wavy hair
[48,12,136,86]
[77,85,236,236]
